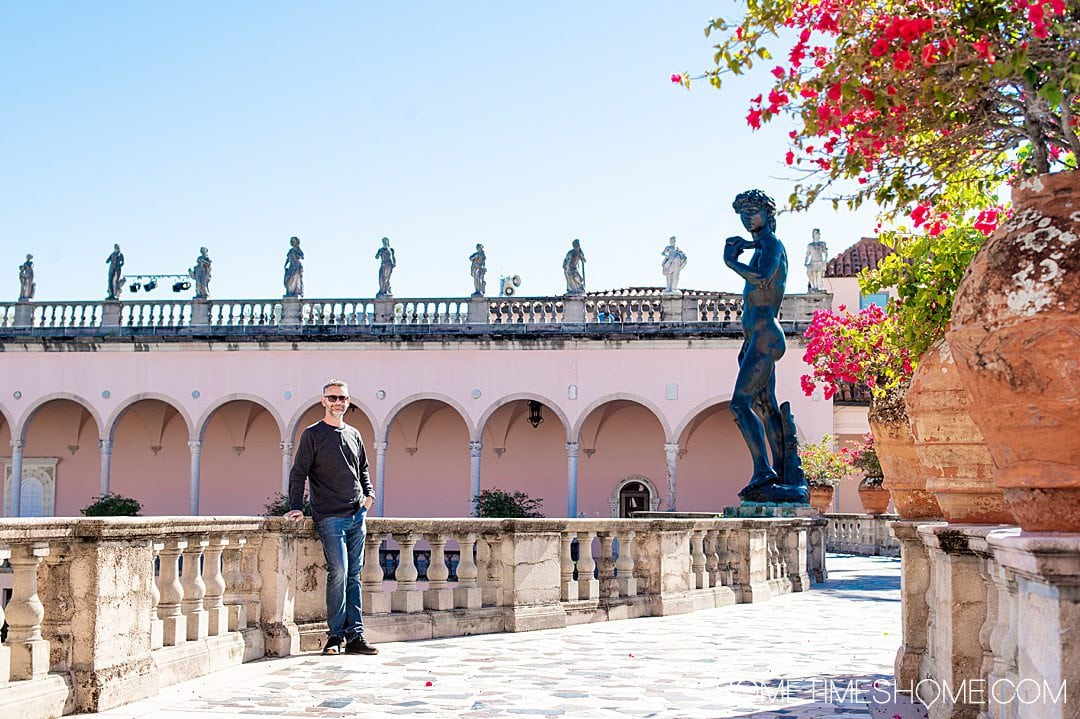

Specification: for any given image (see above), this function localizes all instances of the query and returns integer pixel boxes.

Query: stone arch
[608,474,661,518]
[16,392,104,442]
[105,392,193,442]
[476,393,569,443]
[381,394,472,518]
[672,394,734,446]
[570,392,671,442]
[382,392,474,443]
[196,393,285,442]
[286,394,378,443]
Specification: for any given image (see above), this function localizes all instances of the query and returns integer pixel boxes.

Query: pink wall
[480,401,568,518]
[676,403,754,511]
[384,402,470,517]
[109,400,191,516]
[200,402,281,516]
[577,402,666,517]
[20,400,102,516]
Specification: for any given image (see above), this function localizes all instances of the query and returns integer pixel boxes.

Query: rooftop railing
[0,291,830,337]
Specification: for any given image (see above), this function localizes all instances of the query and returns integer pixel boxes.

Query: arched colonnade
[0,390,757,519]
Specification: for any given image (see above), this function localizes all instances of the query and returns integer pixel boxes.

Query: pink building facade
[1,290,857,519]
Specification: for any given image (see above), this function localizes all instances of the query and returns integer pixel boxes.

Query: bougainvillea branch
[678,0,1080,220]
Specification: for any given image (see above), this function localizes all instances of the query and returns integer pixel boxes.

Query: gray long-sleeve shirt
[288,421,373,524]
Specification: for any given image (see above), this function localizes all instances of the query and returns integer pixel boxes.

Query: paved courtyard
[85,555,912,719]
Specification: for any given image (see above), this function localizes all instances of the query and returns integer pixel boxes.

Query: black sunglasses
[323,394,350,402]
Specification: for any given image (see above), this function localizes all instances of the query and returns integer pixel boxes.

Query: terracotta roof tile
[825,237,894,278]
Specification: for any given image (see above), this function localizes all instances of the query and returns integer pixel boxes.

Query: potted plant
[798,435,850,512]
[683,0,1079,529]
[848,433,891,515]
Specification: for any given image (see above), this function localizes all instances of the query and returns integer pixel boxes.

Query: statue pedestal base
[13,302,33,328]
[190,300,210,328]
[281,298,301,326]
[101,301,121,328]
[661,295,697,322]
[466,298,487,324]
[723,503,816,518]
[562,296,585,323]
[374,298,395,323]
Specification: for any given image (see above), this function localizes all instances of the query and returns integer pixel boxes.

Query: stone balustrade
[0,515,825,718]
[892,522,1078,719]
[824,513,900,557]
[0,291,831,336]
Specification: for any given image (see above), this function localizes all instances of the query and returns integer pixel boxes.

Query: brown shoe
[322,636,344,655]
[345,637,378,655]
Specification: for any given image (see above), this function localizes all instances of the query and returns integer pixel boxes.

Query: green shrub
[473,488,544,518]
[80,492,141,516]
[263,491,310,516]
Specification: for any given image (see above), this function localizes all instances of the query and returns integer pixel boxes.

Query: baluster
[598,533,619,598]
[560,532,578,601]
[360,530,388,614]
[615,530,637,597]
[704,529,719,589]
[448,532,480,609]
[6,543,51,680]
[776,531,788,579]
[150,541,164,649]
[391,532,423,612]
[158,539,187,645]
[181,536,209,640]
[222,538,247,631]
[716,528,734,586]
[691,529,707,589]
[576,531,599,600]
[423,532,453,610]
[204,536,229,636]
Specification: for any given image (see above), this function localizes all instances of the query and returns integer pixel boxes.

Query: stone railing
[0,515,825,718]
[0,291,832,336]
[824,513,900,557]
[892,522,1078,718]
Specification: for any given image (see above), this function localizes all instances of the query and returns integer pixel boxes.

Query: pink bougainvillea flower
[771,65,786,79]
[670,73,683,84]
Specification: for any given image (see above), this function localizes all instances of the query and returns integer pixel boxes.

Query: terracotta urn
[857,480,892,515]
[808,485,835,513]
[868,380,943,519]
[947,170,1080,532]
[905,337,1013,524]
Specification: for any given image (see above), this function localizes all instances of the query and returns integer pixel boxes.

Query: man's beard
[329,407,346,418]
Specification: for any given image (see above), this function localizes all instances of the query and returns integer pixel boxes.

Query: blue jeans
[316,507,367,640]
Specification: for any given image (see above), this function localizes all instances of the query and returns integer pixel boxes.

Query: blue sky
[2,1,879,302]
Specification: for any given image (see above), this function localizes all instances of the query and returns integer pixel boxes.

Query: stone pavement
[85,555,915,719]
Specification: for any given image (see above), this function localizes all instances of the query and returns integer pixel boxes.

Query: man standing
[286,380,379,655]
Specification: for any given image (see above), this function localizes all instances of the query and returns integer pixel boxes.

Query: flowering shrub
[801,304,912,400]
[848,432,882,480]
[679,0,1079,220]
[799,435,852,487]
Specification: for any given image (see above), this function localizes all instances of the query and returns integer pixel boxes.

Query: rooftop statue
[724,189,808,505]
[563,239,586,295]
[469,243,487,297]
[284,236,304,298]
[375,237,396,299]
[18,253,35,302]
[190,246,212,300]
[106,243,125,301]
[661,236,687,294]
[804,228,828,292]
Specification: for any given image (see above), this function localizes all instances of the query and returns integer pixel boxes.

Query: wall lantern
[527,400,544,429]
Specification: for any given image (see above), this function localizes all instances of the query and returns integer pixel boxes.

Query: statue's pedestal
[660,294,697,322]
[466,298,487,324]
[374,298,395,323]
[190,300,210,328]
[101,301,122,328]
[562,296,585,322]
[281,297,301,326]
[13,302,33,328]
[723,503,817,518]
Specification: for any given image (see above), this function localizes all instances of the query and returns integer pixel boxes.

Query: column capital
[374,440,389,453]
[279,440,293,452]
[566,441,580,456]
[664,442,680,454]
[468,440,483,456]
[10,438,26,450]
[98,438,114,451]
[188,440,203,451]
